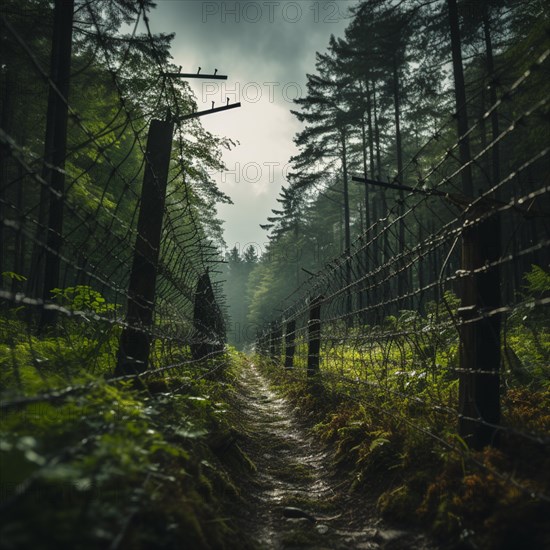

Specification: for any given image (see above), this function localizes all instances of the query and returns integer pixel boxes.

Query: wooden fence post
[284,319,296,370]
[275,324,283,363]
[307,295,323,376]
[191,271,225,361]
[269,325,275,361]
[116,119,174,376]
[269,323,282,364]
[256,330,266,356]
[458,208,501,449]
[265,331,271,358]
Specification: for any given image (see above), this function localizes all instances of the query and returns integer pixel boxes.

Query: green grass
[258,268,550,550]
[0,289,256,549]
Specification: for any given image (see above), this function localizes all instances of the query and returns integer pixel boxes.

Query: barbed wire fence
[257,33,550,503]
[0,2,245,536]
[0,1,235,412]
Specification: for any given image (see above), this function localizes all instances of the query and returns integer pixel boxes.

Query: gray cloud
[148,0,355,250]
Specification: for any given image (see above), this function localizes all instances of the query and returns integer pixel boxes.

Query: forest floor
[229,361,436,550]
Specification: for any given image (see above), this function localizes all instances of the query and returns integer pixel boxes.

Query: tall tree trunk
[342,127,351,258]
[342,126,353,325]
[11,162,25,295]
[360,109,370,323]
[482,1,500,194]
[25,0,74,315]
[417,220,425,313]
[429,216,439,303]
[366,77,380,319]
[448,0,473,196]
[0,62,15,279]
[366,78,377,181]
[393,56,407,307]
[373,82,389,267]
[360,114,370,232]
[479,83,488,174]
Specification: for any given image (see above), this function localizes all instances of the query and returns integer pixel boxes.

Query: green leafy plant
[50,285,118,314]
[1,271,27,282]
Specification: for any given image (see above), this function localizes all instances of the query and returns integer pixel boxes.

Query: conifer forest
[0,0,549,548]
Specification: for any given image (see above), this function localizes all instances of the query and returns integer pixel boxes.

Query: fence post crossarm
[175,102,242,123]
[161,72,228,80]
[352,175,549,218]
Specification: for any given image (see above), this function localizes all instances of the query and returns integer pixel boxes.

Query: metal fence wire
[0,2,229,408]
[257,37,550,503]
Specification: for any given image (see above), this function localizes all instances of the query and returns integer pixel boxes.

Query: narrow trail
[232,362,434,550]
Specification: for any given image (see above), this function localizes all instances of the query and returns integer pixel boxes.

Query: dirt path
[232,362,434,550]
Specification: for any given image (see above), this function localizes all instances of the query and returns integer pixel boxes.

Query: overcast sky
[147,0,356,256]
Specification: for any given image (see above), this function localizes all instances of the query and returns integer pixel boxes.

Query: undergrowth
[0,289,256,550]
[257,265,550,550]
[260,360,550,549]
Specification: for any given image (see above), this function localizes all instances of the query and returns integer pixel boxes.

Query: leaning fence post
[115,119,174,376]
[191,271,225,361]
[458,207,501,449]
[307,295,323,376]
[284,319,296,370]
